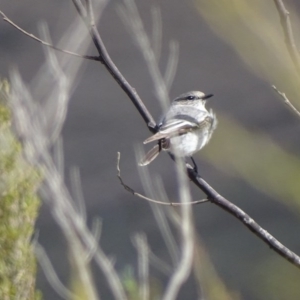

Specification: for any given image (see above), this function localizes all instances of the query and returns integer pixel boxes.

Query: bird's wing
[143,117,211,144]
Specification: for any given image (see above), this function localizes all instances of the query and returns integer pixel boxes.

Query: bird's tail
[139,144,161,166]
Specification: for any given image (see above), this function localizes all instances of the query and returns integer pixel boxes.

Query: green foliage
[122,266,162,300]
[0,80,42,300]
[122,267,140,300]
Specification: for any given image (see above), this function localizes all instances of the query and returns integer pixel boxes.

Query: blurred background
[1,0,300,299]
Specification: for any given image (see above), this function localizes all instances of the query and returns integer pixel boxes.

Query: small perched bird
[139,91,217,170]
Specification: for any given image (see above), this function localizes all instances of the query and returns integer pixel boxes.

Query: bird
[139,91,217,171]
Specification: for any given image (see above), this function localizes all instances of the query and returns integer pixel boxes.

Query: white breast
[169,128,209,157]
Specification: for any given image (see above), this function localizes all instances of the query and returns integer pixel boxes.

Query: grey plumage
[139,91,217,166]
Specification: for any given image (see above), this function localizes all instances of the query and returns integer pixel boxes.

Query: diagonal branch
[71,0,157,130]
[273,0,300,75]
[187,167,300,268]
[71,0,300,269]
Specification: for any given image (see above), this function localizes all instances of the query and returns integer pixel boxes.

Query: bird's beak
[202,93,214,100]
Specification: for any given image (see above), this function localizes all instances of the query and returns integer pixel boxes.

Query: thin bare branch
[187,166,300,269]
[136,158,181,266]
[92,248,126,300]
[0,10,100,61]
[151,6,162,61]
[39,24,71,144]
[153,178,186,230]
[91,217,102,244]
[85,0,96,27]
[164,40,179,91]
[148,249,173,275]
[71,0,157,130]
[118,0,170,111]
[272,85,300,118]
[117,152,208,206]
[132,234,150,300]
[65,221,100,300]
[53,137,65,179]
[11,65,128,300]
[35,244,77,300]
[273,0,300,75]
[163,157,194,300]
[70,166,87,221]
[85,218,103,263]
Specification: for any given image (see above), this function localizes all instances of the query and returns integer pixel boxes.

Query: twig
[272,85,300,118]
[11,66,127,300]
[71,0,157,130]
[187,166,300,268]
[70,166,87,222]
[117,152,208,206]
[151,6,162,62]
[0,10,100,61]
[273,0,300,75]
[138,166,180,266]
[85,217,102,263]
[118,0,170,111]
[164,40,179,91]
[132,233,149,300]
[40,24,71,144]
[162,156,194,300]
[35,244,78,300]
[148,249,173,275]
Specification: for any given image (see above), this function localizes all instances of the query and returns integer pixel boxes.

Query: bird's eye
[187,95,195,100]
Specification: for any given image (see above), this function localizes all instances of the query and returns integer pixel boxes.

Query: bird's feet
[190,156,198,173]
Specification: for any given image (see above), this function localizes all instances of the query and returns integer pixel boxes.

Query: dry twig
[11,52,127,299]
[35,244,77,300]
[273,0,300,75]
[187,166,300,268]
[118,0,170,111]
[117,152,208,206]
[162,154,194,300]
[132,234,149,300]
[0,10,100,61]
[71,0,156,130]
[272,85,300,118]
